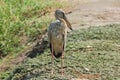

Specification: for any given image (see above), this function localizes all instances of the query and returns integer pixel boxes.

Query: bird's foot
[51,69,53,75]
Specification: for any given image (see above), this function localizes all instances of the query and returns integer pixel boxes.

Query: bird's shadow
[26,37,49,58]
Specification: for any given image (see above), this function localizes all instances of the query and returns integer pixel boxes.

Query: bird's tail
[53,52,62,58]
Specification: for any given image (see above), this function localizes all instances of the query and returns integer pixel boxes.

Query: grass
[0,0,65,58]
[0,0,65,79]
[1,24,120,80]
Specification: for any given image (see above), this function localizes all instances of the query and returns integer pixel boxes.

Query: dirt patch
[65,0,120,30]
[72,73,100,80]
[72,68,100,79]
[78,73,100,79]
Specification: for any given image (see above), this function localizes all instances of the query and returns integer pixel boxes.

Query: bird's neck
[57,18,66,24]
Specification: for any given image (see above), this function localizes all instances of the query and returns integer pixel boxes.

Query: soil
[66,0,120,29]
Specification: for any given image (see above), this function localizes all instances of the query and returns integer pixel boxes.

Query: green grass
[0,0,64,57]
[1,24,120,80]
[0,0,66,79]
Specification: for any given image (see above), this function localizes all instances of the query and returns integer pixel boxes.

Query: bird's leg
[61,52,64,75]
[61,43,64,75]
[51,44,54,74]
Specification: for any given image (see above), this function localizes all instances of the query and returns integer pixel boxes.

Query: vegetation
[0,0,64,57]
[1,24,120,80]
[0,0,120,80]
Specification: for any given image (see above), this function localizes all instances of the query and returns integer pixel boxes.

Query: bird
[48,9,72,75]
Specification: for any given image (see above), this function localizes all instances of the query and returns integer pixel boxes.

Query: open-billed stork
[48,9,72,75]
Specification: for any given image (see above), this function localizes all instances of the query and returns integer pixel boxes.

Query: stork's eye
[57,12,61,15]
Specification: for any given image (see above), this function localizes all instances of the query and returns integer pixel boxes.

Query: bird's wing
[48,23,54,52]
[48,23,53,42]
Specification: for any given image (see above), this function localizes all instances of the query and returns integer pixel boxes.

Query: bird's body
[48,9,72,74]
[48,19,67,58]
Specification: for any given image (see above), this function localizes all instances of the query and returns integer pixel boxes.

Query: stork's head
[55,9,72,30]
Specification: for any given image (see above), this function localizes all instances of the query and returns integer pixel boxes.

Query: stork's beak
[63,14,73,30]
